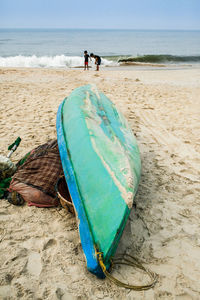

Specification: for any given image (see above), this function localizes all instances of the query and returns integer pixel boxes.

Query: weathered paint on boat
[56,85,141,278]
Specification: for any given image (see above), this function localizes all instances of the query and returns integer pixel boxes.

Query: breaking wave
[1,54,199,68]
[0,55,116,68]
[117,54,200,64]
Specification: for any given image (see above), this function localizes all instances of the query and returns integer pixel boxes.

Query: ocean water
[0,29,200,68]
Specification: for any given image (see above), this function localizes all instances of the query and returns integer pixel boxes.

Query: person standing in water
[84,50,90,70]
[90,53,101,71]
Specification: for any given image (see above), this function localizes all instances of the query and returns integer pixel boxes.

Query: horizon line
[0,27,200,31]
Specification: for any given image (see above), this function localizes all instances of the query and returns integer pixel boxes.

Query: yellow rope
[97,252,158,290]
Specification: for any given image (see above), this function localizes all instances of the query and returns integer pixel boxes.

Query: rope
[97,252,158,290]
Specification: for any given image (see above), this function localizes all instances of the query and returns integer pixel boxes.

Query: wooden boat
[56,85,141,278]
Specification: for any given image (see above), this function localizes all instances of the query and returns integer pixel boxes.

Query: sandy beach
[0,66,200,300]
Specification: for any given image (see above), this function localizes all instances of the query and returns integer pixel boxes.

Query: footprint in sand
[43,238,57,250]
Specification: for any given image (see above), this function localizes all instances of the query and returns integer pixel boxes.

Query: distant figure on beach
[90,53,101,71]
[84,50,90,70]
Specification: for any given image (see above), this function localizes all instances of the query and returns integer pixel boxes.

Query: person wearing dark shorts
[90,53,101,71]
[84,50,89,70]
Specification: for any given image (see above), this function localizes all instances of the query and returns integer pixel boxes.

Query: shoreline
[0,67,200,299]
[105,63,200,71]
[1,61,200,71]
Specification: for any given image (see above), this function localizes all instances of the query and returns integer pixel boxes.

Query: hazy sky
[0,0,200,30]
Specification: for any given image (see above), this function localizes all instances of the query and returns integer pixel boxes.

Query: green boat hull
[56,85,141,277]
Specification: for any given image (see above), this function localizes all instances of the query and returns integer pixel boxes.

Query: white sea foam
[0,55,117,68]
